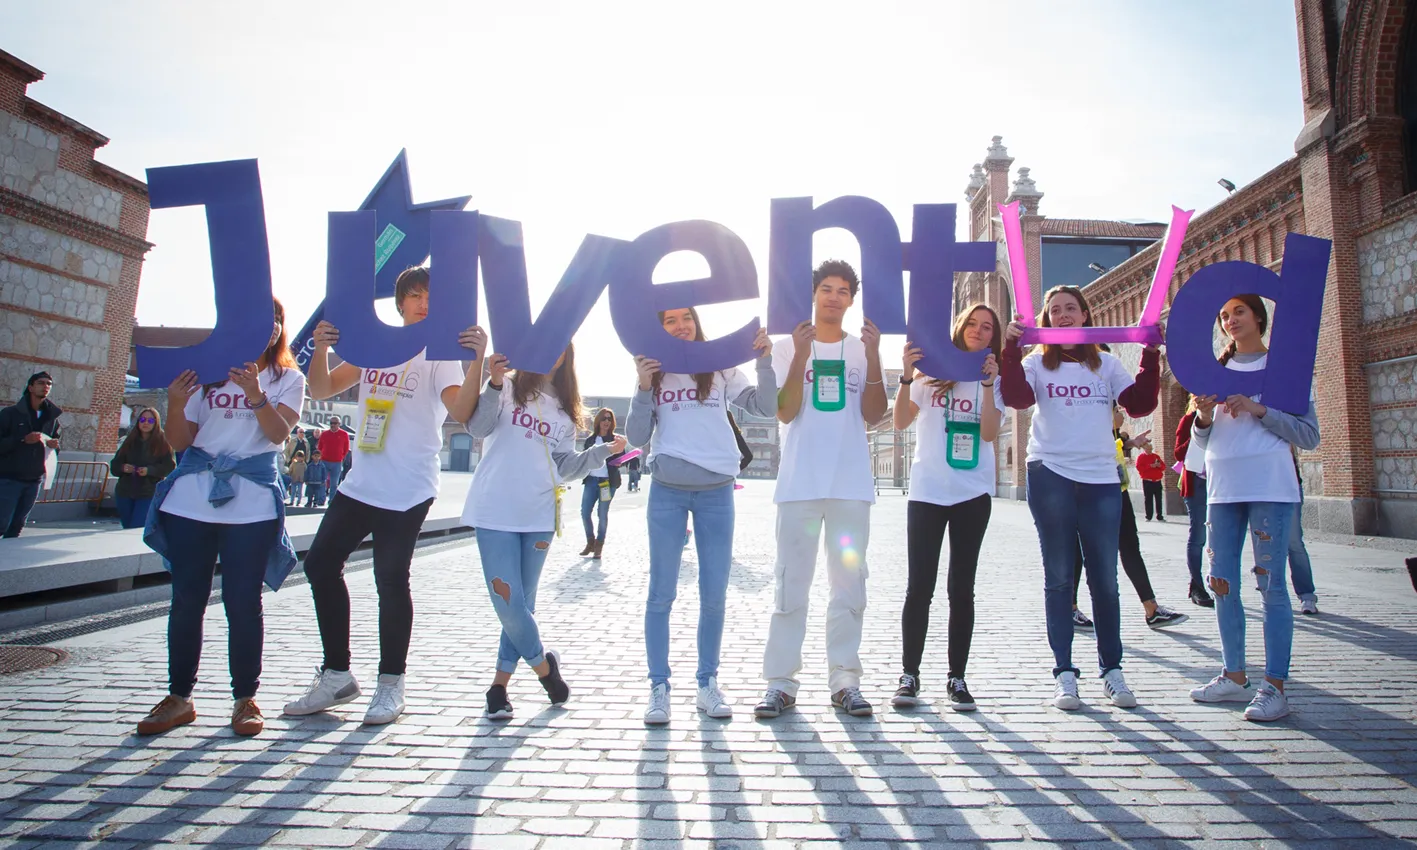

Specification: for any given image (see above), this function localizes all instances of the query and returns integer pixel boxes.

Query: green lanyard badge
[810,340,847,413]
[944,384,982,470]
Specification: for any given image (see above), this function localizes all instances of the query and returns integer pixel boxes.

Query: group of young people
[131,256,1320,737]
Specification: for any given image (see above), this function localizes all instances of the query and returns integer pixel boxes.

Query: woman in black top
[110,407,176,529]
[579,408,625,559]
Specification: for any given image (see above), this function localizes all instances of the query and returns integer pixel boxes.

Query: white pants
[762,498,871,696]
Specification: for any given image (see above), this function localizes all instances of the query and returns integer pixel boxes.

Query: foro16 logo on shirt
[1044,380,1111,407]
[655,386,721,411]
[205,389,255,419]
[930,393,976,414]
[511,407,555,440]
[363,368,420,395]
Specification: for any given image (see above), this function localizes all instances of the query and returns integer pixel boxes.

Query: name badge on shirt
[946,419,980,470]
[812,359,846,412]
[357,397,395,452]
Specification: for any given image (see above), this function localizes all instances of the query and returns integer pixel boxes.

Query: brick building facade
[953,0,1417,539]
[0,48,151,455]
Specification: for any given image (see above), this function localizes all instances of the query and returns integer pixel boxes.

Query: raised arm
[442,326,489,425]
[1117,348,1161,417]
[776,323,813,425]
[893,342,922,431]
[306,321,362,401]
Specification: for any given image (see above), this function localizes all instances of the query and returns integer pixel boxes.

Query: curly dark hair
[812,259,859,298]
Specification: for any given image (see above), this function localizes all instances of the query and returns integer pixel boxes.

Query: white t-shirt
[339,351,464,512]
[908,378,1004,507]
[771,333,875,504]
[586,434,613,478]
[461,388,577,533]
[162,366,307,525]
[649,369,752,478]
[1020,352,1136,485]
[1202,355,1300,504]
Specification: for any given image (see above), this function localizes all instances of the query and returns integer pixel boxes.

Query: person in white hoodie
[1187,294,1319,722]
[626,306,777,725]
[461,344,625,720]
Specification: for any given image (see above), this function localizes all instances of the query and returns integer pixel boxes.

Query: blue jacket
[303,463,328,485]
[143,446,298,592]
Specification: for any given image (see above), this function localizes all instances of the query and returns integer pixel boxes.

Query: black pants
[1073,492,1155,605]
[902,495,991,679]
[1142,480,1164,520]
[303,492,434,676]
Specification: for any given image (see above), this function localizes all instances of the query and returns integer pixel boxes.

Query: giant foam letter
[767,196,906,334]
[609,220,760,374]
[1001,201,1193,346]
[289,150,471,371]
[1166,233,1330,414]
[905,204,998,381]
[134,159,276,388]
[480,215,624,374]
[323,210,480,368]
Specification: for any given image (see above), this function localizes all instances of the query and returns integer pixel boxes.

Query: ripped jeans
[476,528,556,674]
[1207,501,1295,681]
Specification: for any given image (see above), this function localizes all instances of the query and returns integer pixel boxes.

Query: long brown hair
[1217,293,1268,365]
[927,304,1003,401]
[650,306,719,401]
[510,343,584,426]
[204,297,298,395]
[118,407,171,461]
[593,407,616,436]
[1037,286,1102,372]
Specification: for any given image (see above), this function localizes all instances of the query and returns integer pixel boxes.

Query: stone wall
[1358,213,1417,323]
[1368,356,1417,493]
[0,112,123,229]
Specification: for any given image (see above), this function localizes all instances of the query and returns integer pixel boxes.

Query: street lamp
[1218,178,1237,194]
[1088,263,1109,274]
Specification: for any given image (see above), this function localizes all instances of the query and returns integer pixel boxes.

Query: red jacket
[1135,451,1165,482]
[1174,411,1200,498]
[316,427,350,463]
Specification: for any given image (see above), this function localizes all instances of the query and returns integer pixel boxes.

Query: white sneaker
[1190,673,1253,703]
[283,668,361,716]
[1300,599,1319,616]
[1102,669,1137,708]
[1053,672,1080,710]
[1244,682,1290,722]
[362,674,405,725]
[696,678,732,719]
[644,682,671,726]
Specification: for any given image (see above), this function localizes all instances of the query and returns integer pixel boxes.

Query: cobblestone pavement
[1,480,1416,848]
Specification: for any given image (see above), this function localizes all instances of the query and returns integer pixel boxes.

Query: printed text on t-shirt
[1043,379,1112,407]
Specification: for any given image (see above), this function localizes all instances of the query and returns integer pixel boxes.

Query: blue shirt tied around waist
[142,446,298,592]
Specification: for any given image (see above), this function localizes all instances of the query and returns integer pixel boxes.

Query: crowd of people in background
[13,258,1417,740]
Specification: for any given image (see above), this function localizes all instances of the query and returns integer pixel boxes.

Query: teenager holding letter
[626,306,777,724]
[1000,285,1160,711]
[756,259,887,719]
[285,267,486,726]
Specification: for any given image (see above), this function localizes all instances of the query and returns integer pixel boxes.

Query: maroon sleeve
[1174,411,1194,464]
[1117,348,1161,417]
[999,343,1036,410]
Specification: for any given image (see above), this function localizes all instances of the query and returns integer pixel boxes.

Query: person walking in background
[0,372,62,539]
[136,298,305,738]
[110,407,176,529]
[1135,441,1165,521]
[304,450,329,507]
[316,419,350,499]
[579,408,626,559]
[286,450,307,507]
[1288,452,1320,615]
[1175,399,1215,608]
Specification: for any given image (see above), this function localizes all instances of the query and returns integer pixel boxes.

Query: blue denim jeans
[323,460,344,496]
[1207,501,1295,681]
[1026,461,1123,677]
[476,528,555,674]
[0,477,40,538]
[161,513,278,699]
[117,495,152,530]
[581,479,615,541]
[646,480,734,688]
[1288,497,1317,603]
[1183,477,1208,588]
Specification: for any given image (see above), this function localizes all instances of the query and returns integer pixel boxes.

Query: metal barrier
[870,428,914,495]
[37,461,109,506]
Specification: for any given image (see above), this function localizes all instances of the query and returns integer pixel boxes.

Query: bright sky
[7,1,1303,396]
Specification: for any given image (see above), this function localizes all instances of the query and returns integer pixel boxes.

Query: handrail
[37,461,109,506]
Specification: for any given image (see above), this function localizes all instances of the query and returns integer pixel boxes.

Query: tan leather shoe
[231,698,265,737]
[136,695,196,735]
